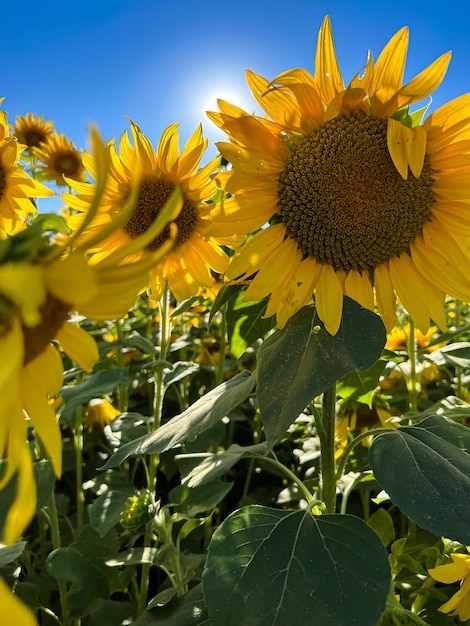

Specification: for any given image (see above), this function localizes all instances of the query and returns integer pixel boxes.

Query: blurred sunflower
[84,399,120,431]
[385,323,438,351]
[12,113,54,150]
[64,121,235,303]
[209,16,470,335]
[0,110,53,237]
[33,131,86,186]
[0,128,178,544]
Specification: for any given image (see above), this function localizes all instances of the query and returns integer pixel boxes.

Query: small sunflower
[208,16,470,335]
[33,131,86,186]
[0,111,53,237]
[83,399,120,431]
[0,128,178,544]
[12,113,54,150]
[65,121,235,303]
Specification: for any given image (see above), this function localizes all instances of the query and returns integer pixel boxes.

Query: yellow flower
[209,16,470,336]
[0,111,53,237]
[12,113,54,150]
[83,399,120,431]
[33,131,86,186]
[0,578,37,626]
[429,547,470,622]
[385,324,438,351]
[0,127,179,543]
[64,121,235,303]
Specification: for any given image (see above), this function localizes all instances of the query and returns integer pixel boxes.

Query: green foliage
[202,506,390,626]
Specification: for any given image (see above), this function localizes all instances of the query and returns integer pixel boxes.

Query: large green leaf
[257,299,386,446]
[226,290,275,359]
[46,527,121,597]
[202,505,390,626]
[369,415,470,543]
[133,584,210,625]
[103,370,256,469]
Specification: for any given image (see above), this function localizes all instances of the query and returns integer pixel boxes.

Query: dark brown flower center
[124,179,198,251]
[54,152,82,176]
[24,130,47,148]
[22,293,70,365]
[277,113,434,273]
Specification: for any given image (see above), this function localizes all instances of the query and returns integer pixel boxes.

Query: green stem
[257,455,313,503]
[215,306,227,387]
[47,493,71,626]
[318,385,337,514]
[137,281,171,616]
[335,427,393,482]
[406,319,419,413]
[74,424,85,535]
[116,317,129,412]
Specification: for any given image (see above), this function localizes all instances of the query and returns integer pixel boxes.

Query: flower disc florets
[278,113,435,273]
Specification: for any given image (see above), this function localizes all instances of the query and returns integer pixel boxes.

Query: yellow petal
[344,270,375,311]
[374,263,397,331]
[56,322,99,372]
[244,239,301,302]
[44,253,98,306]
[0,263,45,327]
[388,253,437,333]
[387,119,408,180]
[20,359,62,477]
[0,319,24,413]
[315,15,344,105]
[0,575,38,625]
[314,264,344,335]
[226,224,286,280]
[396,51,451,110]
[370,27,408,113]
[276,256,321,328]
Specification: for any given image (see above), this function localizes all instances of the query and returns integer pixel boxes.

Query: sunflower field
[1,15,470,626]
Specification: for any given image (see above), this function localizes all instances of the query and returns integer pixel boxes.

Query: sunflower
[64,121,235,303]
[0,128,178,544]
[33,131,86,186]
[12,113,54,150]
[0,111,53,237]
[208,16,470,336]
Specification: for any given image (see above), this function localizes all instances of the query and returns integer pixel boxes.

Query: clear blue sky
[3,0,470,177]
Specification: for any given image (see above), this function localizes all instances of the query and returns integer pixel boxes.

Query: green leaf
[171,295,206,318]
[367,508,395,547]
[226,291,275,358]
[102,370,256,469]
[369,417,470,544]
[86,599,135,626]
[435,342,470,368]
[257,299,386,447]
[0,541,27,566]
[133,584,210,625]
[122,333,156,355]
[59,369,129,425]
[337,359,387,406]
[202,505,390,626]
[171,481,233,517]
[46,527,121,597]
[34,460,56,511]
[106,547,159,567]
[209,284,244,323]
[163,361,200,387]
[176,443,269,488]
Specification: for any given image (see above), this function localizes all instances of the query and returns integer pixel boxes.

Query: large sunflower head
[12,113,54,150]
[0,110,53,237]
[33,131,86,186]
[208,16,470,335]
[65,121,234,303]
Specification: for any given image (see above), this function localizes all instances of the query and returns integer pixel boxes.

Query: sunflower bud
[120,489,156,530]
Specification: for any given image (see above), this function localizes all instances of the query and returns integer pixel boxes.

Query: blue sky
[3,0,470,191]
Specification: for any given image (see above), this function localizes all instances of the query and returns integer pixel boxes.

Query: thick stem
[74,424,85,535]
[406,319,419,413]
[137,281,171,616]
[47,493,71,626]
[319,385,337,514]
